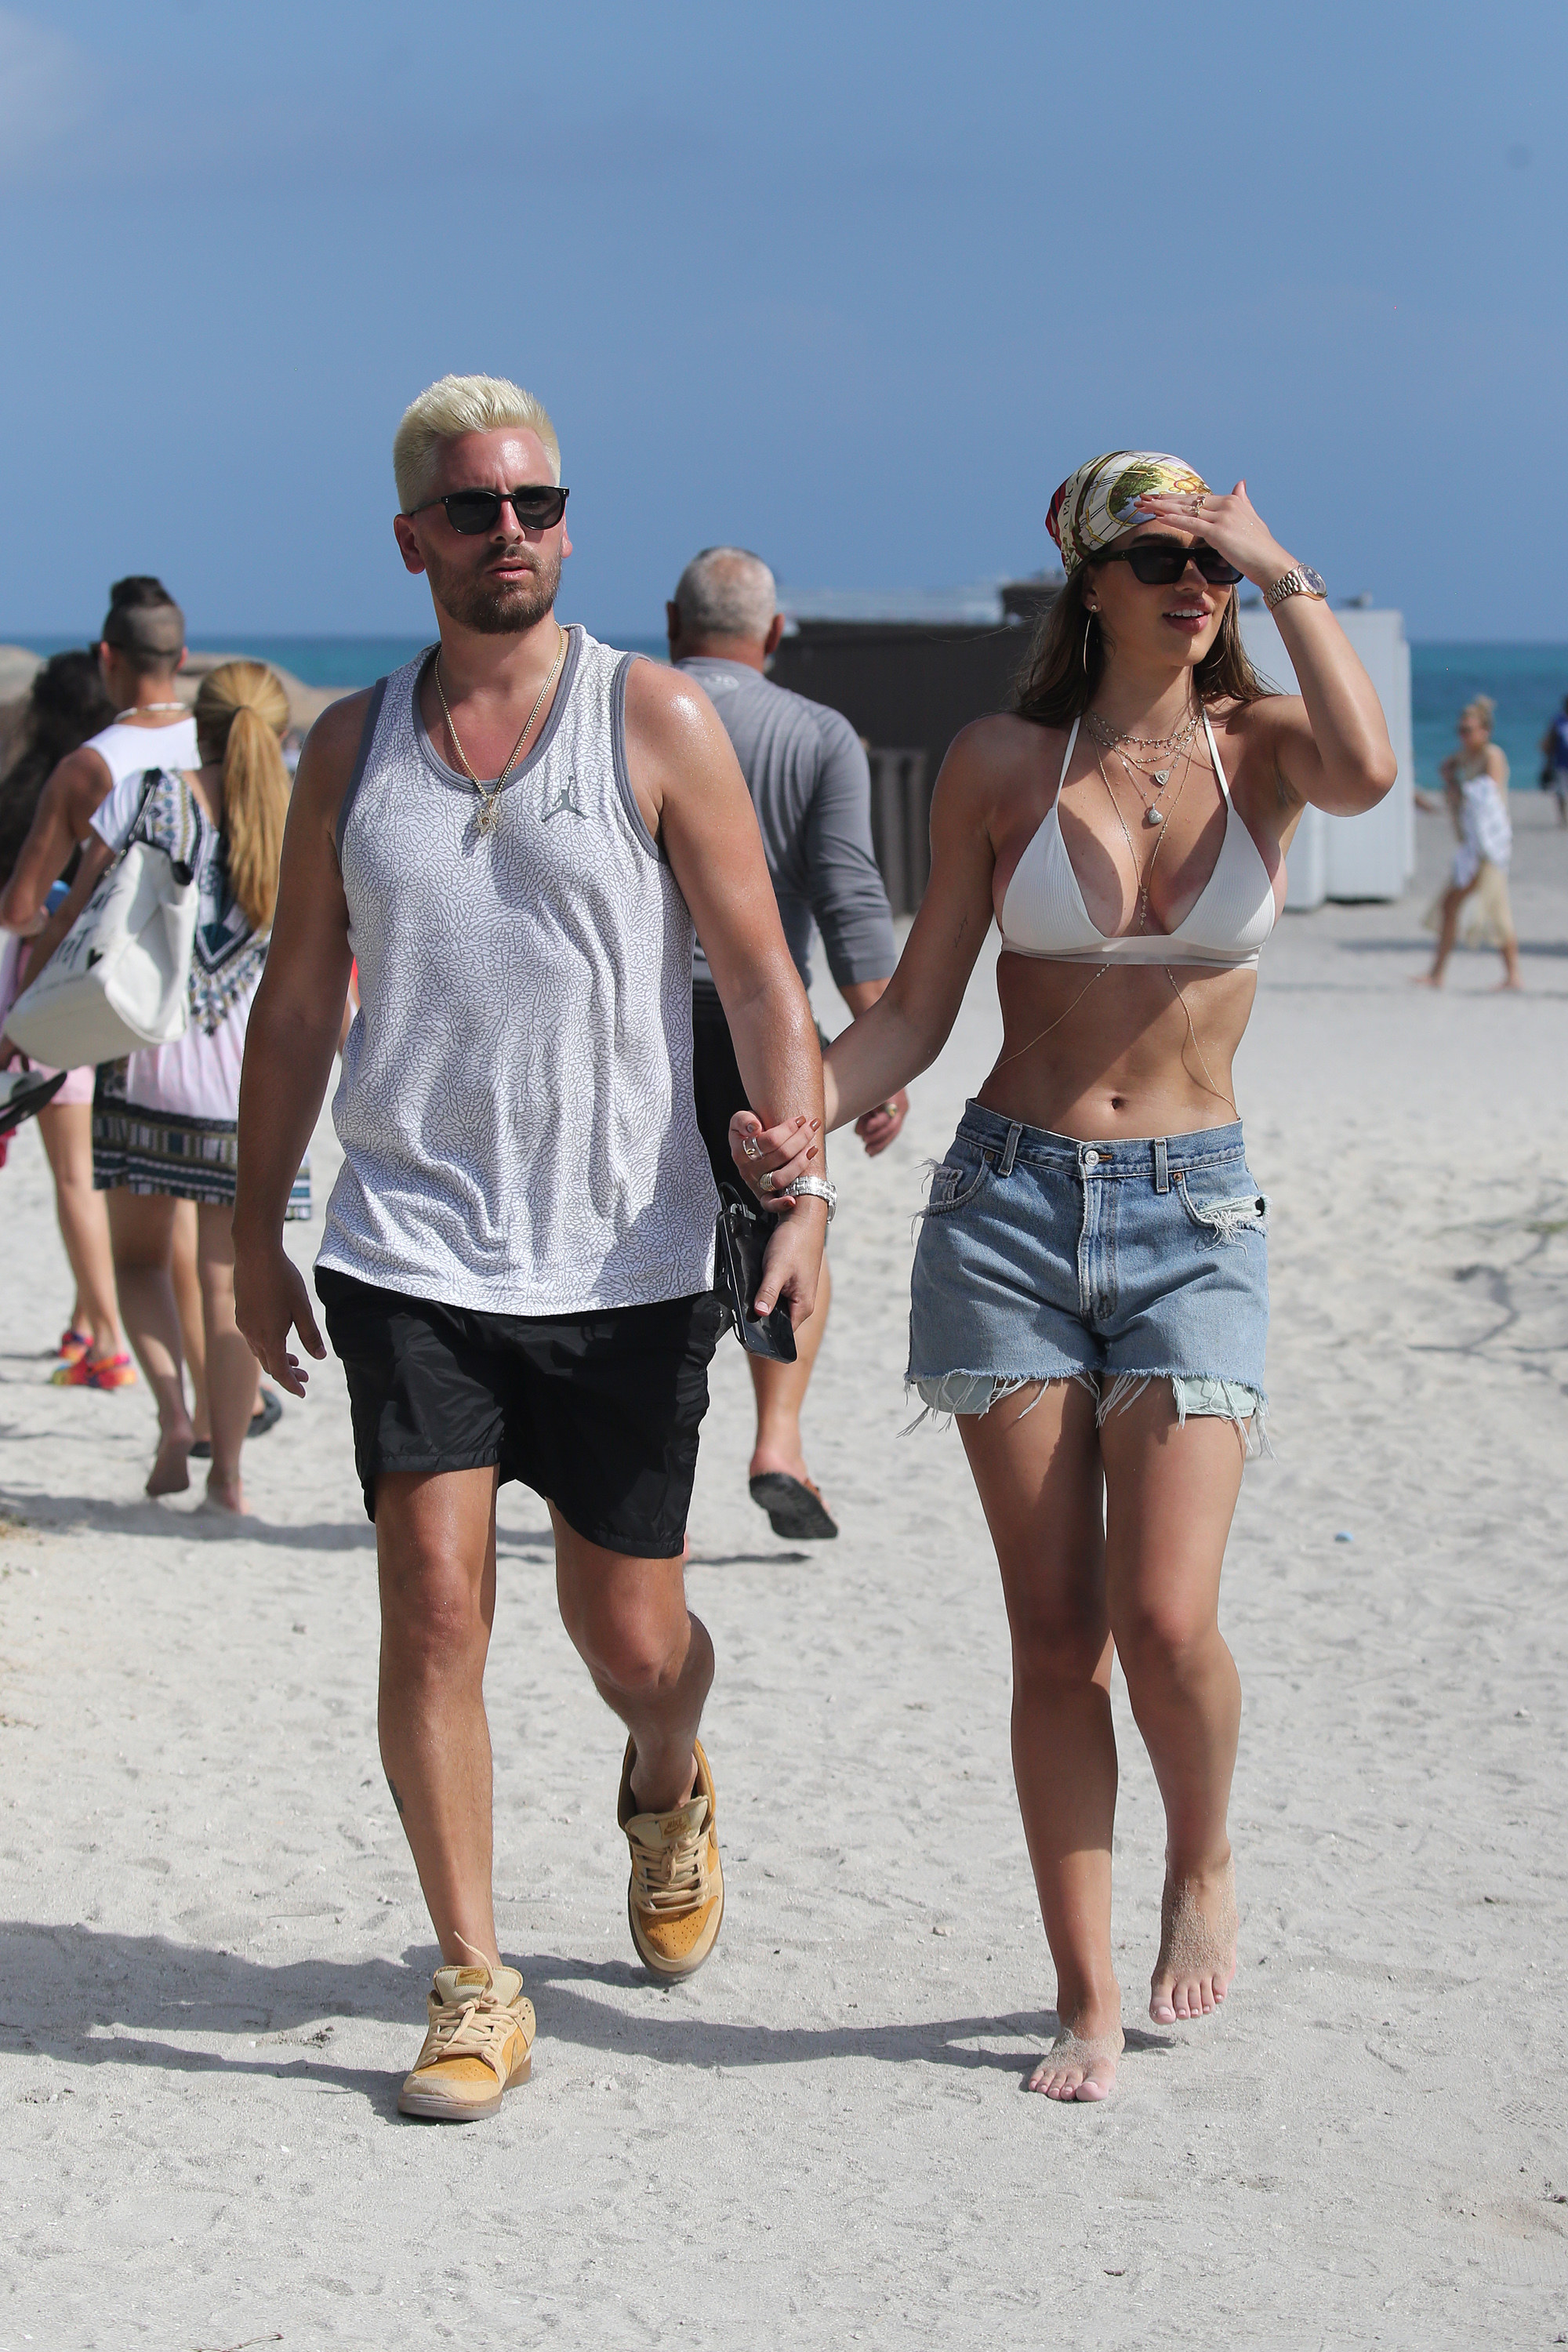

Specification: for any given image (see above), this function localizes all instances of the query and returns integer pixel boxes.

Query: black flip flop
[191,1389,283,1459]
[0,1065,68,1138]
[749,1472,839,1541]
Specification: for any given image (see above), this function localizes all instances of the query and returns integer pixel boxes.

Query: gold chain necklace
[1085,706,1202,817]
[434,626,565,835]
[1094,746,1189,931]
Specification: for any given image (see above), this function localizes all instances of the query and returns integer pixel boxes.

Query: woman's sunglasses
[1091,539,1243,587]
[405,485,569,535]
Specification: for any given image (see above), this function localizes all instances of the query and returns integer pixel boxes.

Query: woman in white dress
[28,662,291,1508]
[1418,697,1521,990]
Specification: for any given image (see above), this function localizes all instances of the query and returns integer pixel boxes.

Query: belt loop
[998,1121,1022,1177]
[1152,1137,1170,1194]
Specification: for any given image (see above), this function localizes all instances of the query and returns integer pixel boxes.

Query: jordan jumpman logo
[540,771,586,822]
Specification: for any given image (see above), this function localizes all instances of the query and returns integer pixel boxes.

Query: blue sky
[1,1,1563,641]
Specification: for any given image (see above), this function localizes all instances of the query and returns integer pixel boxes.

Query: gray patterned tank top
[318,627,718,1314]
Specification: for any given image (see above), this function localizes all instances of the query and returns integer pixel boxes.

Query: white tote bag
[7,774,198,1068]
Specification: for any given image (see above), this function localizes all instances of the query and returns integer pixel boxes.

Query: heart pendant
[1145,806,1165,826]
[1152,768,1171,786]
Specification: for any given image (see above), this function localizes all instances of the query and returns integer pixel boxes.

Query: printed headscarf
[1047,451,1210,575]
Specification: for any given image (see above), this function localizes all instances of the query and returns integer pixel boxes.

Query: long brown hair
[1014,562,1276,728]
[194,662,291,932]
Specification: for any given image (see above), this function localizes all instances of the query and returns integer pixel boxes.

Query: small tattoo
[387,1775,405,1817]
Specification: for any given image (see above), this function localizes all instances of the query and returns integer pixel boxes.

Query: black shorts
[315,1267,724,1558]
[691,981,829,1196]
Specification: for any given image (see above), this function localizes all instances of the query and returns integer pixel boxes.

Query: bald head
[667,546,782,670]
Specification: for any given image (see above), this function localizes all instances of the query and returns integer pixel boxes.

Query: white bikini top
[998,712,1279,970]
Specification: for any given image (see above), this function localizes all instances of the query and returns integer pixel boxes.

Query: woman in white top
[735,456,1396,2101]
[29,662,291,1510]
[1417,697,1521,989]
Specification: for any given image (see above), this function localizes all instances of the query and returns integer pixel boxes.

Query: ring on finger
[759,1171,777,1193]
[742,1136,763,1161]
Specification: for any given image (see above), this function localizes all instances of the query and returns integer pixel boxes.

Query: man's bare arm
[231,693,365,1392]
[625,662,827,1322]
[0,746,111,933]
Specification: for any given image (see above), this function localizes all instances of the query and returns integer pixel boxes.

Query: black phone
[713,1185,798,1363]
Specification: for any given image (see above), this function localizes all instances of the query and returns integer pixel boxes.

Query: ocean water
[1411,643,1568,793]
[13,630,1567,792]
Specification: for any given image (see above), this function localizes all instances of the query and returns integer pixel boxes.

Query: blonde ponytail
[194,661,291,932]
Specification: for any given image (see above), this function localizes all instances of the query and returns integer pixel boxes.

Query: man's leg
[748,1255,830,1486]
[376,1466,502,1968]
[551,1512,713,1813]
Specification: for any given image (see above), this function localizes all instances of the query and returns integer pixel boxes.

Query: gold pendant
[475,793,500,835]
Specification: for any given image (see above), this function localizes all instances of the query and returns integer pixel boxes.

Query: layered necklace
[435,626,566,835]
[1084,704,1203,826]
[1093,743,1192,935]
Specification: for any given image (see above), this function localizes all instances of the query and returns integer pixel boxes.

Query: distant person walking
[669,546,906,1541]
[1417,696,1521,990]
[23,663,292,1509]
[0,649,128,1378]
[0,579,197,938]
[233,375,826,2122]
[1540,692,1568,826]
[3,590,201,1392]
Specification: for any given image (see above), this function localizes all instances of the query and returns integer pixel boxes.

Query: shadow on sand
[0,1921,1174,2115]
[0,1483,376,1552]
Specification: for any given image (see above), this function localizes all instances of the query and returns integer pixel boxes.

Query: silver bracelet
[786,1174,837,1221]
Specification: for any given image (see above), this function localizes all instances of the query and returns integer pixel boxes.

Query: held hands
[1136,479,1294,593]
[726,1107,829,1322]
[728,1109,820,1207]
[233,1240,328,1399]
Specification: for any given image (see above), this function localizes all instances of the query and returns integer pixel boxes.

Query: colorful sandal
[56,1327,93,1365]
[51,1351,138,1390]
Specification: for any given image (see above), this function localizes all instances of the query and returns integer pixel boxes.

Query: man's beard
[426,541,562,635]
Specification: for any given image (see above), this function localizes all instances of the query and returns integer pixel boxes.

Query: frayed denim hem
[904,1368,1271,1458]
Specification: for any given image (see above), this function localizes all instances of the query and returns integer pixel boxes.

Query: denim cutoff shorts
[908,1102,1269,1443]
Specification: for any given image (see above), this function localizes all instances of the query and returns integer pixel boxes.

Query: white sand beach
[2,800,1566,2349]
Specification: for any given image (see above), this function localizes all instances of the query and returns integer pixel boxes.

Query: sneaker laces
[417,1936,521,2084]
[628,1804,713,1917]
[420,1984,519,2080]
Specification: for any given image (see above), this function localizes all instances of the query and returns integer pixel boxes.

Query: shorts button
[1083,1149,1099,1168]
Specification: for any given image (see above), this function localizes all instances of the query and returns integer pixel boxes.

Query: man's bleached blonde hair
[393,374,561,512]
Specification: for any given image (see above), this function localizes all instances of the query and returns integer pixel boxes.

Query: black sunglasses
[406,485,569,535]
[1091,538,1243,587]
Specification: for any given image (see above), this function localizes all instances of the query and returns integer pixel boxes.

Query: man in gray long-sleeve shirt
[670,546,909,1541]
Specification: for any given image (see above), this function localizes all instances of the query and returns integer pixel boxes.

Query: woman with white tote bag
[13,662,291,1511]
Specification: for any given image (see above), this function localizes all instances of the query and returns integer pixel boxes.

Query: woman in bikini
[739,453,1396,2101]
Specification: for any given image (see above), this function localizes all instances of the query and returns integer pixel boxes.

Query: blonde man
[235,374,828,2121]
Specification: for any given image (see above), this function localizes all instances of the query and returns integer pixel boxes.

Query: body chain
[994,729,1238,1113]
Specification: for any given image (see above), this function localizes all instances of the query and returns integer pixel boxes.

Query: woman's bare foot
[202,1468,247,1515]
[1411,972,1443,988]
[146,1426,194,1497]
[1150,1856,1237,2023]
[1028,2011,1124,2103]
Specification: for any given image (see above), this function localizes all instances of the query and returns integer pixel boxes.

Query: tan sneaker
[397,1963,535,2122]
[617,1737,724,1979]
